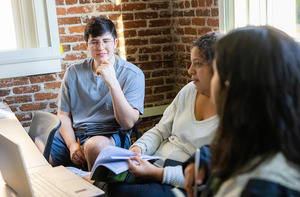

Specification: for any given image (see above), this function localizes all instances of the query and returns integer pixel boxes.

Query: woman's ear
[225,80,230,87]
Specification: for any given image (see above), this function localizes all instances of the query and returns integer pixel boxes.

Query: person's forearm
[132,127,164,155]
[57,110,77,149]
[152,167,164,182]
[109,82,139,130]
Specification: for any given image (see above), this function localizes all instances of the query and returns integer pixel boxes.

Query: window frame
[0,0,62,79]
[219,0,235,33]
[219,0,300,41]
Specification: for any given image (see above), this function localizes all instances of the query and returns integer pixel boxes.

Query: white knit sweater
[131,82,219,188]
[216,153,300,196]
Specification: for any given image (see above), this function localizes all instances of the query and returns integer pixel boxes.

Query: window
[219,0,300,40]
[0,0,62,79]
[0,1,17,51]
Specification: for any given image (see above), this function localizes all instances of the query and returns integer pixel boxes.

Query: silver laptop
[0,133,104,197]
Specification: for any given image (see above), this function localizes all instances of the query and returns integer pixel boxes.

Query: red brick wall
[0,74,63,127]
[173,0,219,91]
[0,0,219,132]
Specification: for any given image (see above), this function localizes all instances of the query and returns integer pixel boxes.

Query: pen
[77,138,85,168]
[194,148,200,197]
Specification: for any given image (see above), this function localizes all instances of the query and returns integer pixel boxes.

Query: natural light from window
[115,0,126,60]
[0,0,62,79]
[0,0,17,51]
[117,15,126,60]
[221,0,300,40]
[267,1,297,37]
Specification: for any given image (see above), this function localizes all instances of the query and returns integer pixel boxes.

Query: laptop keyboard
[30,172,72,197]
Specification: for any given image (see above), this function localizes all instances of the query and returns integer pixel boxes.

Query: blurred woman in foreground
[184,26,300,196]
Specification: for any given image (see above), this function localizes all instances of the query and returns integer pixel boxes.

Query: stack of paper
[0,102,14,119]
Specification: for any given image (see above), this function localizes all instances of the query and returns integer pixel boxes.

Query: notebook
[0,133,104,197]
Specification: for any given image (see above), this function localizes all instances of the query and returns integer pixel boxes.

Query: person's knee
[84,136,114,154]
[84,136,116,162]
[84,136,115,170]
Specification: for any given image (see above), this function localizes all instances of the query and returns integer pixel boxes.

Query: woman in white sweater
[105,32,222,197]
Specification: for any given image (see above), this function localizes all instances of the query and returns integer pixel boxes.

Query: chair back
[119,118,143,148]
[28,111,61,162]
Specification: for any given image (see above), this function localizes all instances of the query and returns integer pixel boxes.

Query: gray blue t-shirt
[57,55,145,134]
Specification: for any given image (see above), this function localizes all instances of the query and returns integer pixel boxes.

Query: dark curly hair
[193,32,223,68]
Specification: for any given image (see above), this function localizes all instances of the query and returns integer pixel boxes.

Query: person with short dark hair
[184,26,300,197]
[50,17,145,171]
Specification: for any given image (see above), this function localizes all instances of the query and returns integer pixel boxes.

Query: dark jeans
[99,182,186,197]
[50,131,130,168]
[97,159,187,197]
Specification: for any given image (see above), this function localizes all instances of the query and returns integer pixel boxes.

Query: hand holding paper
[127,155,164,182]
[90,146,160,180]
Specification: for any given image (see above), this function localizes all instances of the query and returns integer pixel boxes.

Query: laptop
[0,133,104,197]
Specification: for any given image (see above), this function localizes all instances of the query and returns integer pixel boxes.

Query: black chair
[119,118,143,148]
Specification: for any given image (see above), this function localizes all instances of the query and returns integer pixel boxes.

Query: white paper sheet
[0,102,14,119]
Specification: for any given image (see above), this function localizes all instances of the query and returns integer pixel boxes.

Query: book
[90,146,160,181]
